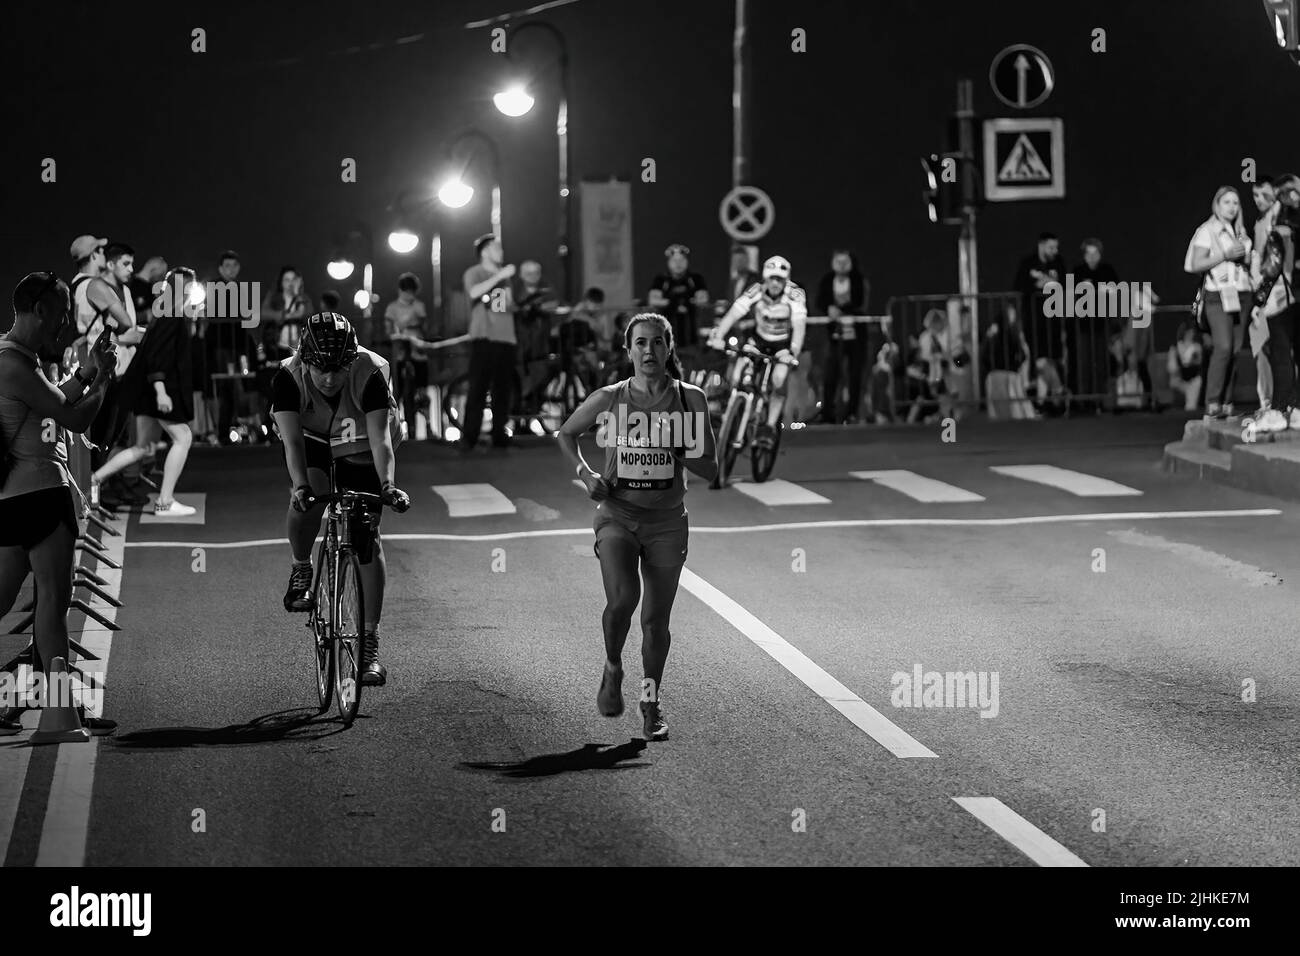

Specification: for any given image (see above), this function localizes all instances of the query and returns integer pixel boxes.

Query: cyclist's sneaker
[754,424,776,451]
[284,562,315,612]
[597,661,624,717]
[360,632,387,686]
[78,711,117,736]
[1257,408,1288,432]
[1289,407,1300,430]
[154,499,197,517]
[640,700,669,741]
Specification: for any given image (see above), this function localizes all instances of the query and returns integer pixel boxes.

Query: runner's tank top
[597,377,691,516]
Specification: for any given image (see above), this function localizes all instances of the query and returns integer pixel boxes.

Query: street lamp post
[443,129,503,246]
[500,20,572,302]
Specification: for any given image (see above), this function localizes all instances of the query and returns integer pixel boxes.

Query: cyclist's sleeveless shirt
[597,377,689,517]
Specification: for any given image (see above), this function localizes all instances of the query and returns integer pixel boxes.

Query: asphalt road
[3,412,1297,867]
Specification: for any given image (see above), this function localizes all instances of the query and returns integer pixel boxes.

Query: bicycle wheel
[333,550,366,725]
[310,538,333,712]
[711,394,746,489]
[751,404,782,483]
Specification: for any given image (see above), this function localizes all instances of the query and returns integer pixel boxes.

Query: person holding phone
[1,273,118,740]
[1185,186,1253,419]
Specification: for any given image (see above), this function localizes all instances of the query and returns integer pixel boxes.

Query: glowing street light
[353,289,372,311]
[388,229,419,254]
[437,178,474,209]
[327,258,355,281]
[493,85,534,117]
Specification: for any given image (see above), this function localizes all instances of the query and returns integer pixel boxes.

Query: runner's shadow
[110,708,351,750]
[461,740,650,777]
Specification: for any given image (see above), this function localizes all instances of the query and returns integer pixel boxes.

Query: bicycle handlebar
[720,341,800,368]
[306,490,389,508]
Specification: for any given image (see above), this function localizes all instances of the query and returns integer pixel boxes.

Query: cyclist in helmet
[271,312,410,687]
[707,255,807,448]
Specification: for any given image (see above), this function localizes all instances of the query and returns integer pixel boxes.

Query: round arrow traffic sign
[989,44,1054,110]
[719,185,775,241]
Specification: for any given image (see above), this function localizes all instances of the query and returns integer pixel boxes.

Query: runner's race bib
[616,443,676,490]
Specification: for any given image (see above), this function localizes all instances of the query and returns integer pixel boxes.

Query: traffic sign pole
[955,79,981,402]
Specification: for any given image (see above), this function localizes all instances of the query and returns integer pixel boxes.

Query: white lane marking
[731,479,831,506]
[34,512,126,867]
[851,470,985,503]
[432,483,517,517]
[121,509,1283,548]
[678,568,937,758]
[953,797,1089,867]
[0,736,33,858]
[991,465,1142,497]
[1106,529,1282,586]
[137,492,207,524]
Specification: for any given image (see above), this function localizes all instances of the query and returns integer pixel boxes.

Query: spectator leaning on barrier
[1013,232,1067,388]
[512,260,559,414]
[0,272,118,739]
[1185,186,1253,420]
[1248,179,1278,419]
[461,234,517,451]
[815,249,869,424]
[1248,174,1300,432]
[68,235,107,357]
[383,274,428,435]
[92,268,197,517]
[202,250,246,445]
[1074,238,1136,405]
[1167,322,1205,411]
[261,266,314,360]
[648,244,710,353]
[80,243,150,508]
[981,301,1036,420]
[725,245,759,309]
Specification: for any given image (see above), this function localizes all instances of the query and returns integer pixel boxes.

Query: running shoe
[360,633,387,686]
[283,563,315,612]
[640,700,668,741]
[1257,408,1288,432]
[597,661,624,717]
[1289,407,1300,430]
[154,499,197,517]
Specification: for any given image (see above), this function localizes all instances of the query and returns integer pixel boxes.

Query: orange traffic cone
[30,657,90,745]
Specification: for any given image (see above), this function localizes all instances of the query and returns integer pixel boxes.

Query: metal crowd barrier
[883,292,1181,419]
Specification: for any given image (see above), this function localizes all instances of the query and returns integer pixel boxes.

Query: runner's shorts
[296,437,383,563]
[0,485,81,550]
[593,502,689,568]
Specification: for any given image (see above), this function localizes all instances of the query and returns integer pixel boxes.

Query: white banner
[579,180,633,306]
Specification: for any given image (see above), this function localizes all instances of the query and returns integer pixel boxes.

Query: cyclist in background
[273,312,410,688]
[707,255,807,449]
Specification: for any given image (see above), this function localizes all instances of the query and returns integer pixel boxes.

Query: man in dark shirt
[1013,231,1069,390]
[647,243,710,351]
[1072,237,1132,401]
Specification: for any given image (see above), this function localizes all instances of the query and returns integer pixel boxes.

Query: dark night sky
[3,0,1300,320]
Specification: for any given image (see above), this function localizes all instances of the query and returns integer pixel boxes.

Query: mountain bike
[710,340,799,489]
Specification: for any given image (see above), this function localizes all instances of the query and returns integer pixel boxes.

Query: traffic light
[1262,0,1300,61]
[920,152,963,225]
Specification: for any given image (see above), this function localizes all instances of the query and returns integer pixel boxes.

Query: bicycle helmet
[762,256,791,280]
[298,312,359,370]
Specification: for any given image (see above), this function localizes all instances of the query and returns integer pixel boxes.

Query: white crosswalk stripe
[990,465,1142,497]
[731,479,831,506]
[850,470,985,503]
[432,483,517,517]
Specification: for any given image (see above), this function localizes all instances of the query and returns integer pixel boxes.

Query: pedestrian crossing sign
[983,118,1065,201]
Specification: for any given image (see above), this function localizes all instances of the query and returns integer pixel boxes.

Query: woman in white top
[1184,186,1253,419]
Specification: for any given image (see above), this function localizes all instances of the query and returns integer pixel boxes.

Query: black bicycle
[711,340,799,488]
[304,480,395,725]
